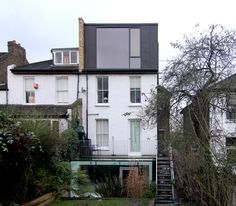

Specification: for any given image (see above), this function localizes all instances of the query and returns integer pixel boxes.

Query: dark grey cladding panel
[141,25,158,69]
[84,25,96,68]
[84,24,158,70]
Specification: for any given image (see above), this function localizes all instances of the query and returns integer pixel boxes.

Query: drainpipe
[77,72,80,100]
[86,72,88,138]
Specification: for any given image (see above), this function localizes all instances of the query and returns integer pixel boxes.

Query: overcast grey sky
[1,0,236,71]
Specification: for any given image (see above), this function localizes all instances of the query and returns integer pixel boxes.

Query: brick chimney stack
[79,17,84,72]
[8,40,27,63]
[0,40,28,86]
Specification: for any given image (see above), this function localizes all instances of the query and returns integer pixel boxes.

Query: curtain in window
[57,77,68,103]
[25,78,35,103]
[96,120,109,147]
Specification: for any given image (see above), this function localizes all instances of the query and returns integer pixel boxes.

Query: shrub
[95,175,123,197]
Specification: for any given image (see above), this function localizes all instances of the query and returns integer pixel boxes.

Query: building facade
[1,18,161,186]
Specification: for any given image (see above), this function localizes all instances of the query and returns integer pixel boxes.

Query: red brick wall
[0,40,28,85]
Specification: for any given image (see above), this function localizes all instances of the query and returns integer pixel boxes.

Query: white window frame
[56,76,68,104]
[24,76,35,104]
[97,76,109,104]
[54,50,78,65]
[130,76,141,104]
[96,119,109,149]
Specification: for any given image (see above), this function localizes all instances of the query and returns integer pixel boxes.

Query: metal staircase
[155,145,175,205]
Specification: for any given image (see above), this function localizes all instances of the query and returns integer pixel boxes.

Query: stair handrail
[168,144,175,203]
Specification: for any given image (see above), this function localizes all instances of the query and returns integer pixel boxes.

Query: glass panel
[103,91,109,103]
[97,77,103,90]
[57,77,68,103]
[130,29,140,57]
[103,77,108,90]
[57,91,68,103]
[25,78,34,90]
[57,77,68,90]
[26,91,35,103]
[70,51,77,64]
[136,90,141,103]
[130,58,141,69]
[130,90,136,103]
[97,77,109,103]
[55,52,62,64]
[63,51,69,64]
[98,91,103,103]
[130,76,140,88]
[130,120,140,152]
[96,120,109,147]
[97,28,129,68]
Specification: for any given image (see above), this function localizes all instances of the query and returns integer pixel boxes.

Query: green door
[130,120,140,153]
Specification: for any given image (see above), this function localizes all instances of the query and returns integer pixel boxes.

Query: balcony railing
[79,138,156,158]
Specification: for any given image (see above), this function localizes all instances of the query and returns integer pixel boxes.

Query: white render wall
[7,67,78,105]
[0,91,6,104]
[80,74,157,156]
[210,98,236,159]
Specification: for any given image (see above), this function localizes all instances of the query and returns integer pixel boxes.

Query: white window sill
[128,152,142,156]
[94,147,109,151]
[95,104,110,107]
[128,103,142,107]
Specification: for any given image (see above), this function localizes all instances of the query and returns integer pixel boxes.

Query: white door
[130,119,141,154]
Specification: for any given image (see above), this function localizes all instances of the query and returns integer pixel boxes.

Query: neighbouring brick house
[0,40,28,90]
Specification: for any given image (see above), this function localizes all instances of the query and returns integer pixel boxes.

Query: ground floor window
[96,119,109,148]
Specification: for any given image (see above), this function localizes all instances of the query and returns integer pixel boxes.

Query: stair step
[156,200,174,204]
[157,174,171,177]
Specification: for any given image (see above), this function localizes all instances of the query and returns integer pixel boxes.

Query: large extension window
[56,76,68,103]
[130,76,141,103]
[54,50,78,65]
[96,119,109,148]
[97,28,141,69]
[97,76,109,103]
[24,77,35,103]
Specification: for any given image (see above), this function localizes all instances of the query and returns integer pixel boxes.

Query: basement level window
[52,49,78,65]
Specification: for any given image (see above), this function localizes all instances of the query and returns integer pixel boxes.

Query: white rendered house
[1,19,162,184]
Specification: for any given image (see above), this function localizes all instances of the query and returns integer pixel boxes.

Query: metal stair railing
[168,144,175,204]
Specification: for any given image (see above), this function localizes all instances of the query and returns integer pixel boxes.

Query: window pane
[97,77,103,90]
[103,77,108,90]
[130,90,136,103]
[56,77,68,103]
[25,78,34,90]
[70,51,77,64]
[55,52,62,63]
[130,77,141,103]
[97,28,129,68]
[130,76,140,88]
[130,58,141,69]
[136,90,141,103]
[130,29,140,57]
[63,51,69,64]
[98,91,103,103]
[97,77,109,103]
[96,120,109,147]
[57,77,68,90]
[26,91,35,103]
[130,120,140,152]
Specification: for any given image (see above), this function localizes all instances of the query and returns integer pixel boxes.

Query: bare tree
[145,24,236,205]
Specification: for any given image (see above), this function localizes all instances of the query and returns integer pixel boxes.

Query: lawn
[49,198,151,206]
